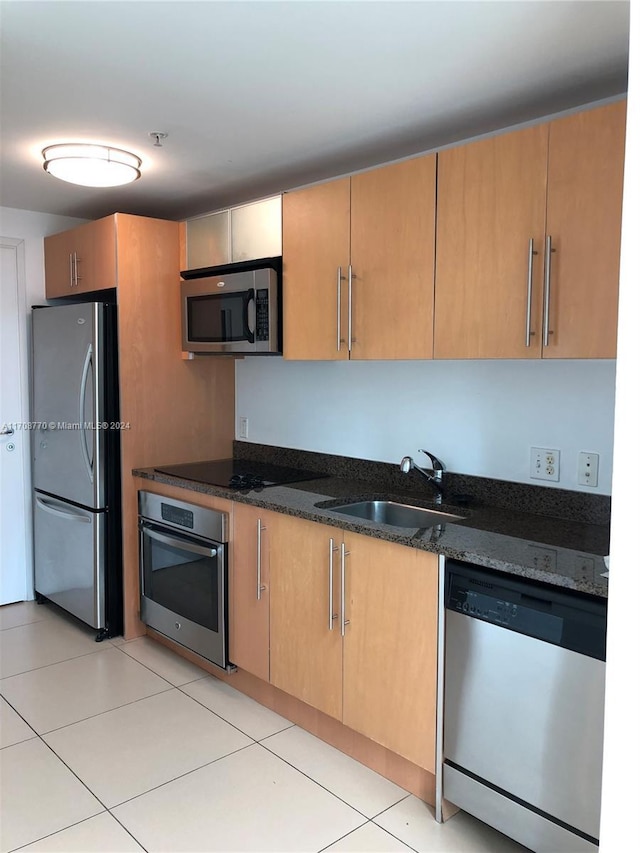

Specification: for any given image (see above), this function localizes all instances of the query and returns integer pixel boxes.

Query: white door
[1,238,29,604]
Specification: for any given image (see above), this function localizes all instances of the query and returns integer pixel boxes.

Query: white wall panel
[236,358,616,494]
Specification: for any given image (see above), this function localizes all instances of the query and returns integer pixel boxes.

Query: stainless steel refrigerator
[31,301,122,639]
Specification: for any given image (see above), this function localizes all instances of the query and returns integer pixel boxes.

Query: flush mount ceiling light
[42,143,142,187]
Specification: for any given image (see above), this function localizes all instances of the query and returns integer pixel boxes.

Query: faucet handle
[418,449,445,475]
[400,456,414,474]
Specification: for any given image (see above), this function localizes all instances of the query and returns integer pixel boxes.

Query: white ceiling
[0,0,629,222]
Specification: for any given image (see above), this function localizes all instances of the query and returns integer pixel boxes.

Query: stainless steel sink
[328,500,464,528]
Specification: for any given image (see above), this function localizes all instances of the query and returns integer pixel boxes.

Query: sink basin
[328,500,464,528]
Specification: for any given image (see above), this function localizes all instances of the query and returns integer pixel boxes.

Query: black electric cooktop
[154,458,328,491]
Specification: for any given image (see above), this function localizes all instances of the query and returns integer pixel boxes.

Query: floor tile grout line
[0,642,115,681]
[4,612,428,853]
[176,679,296,743]
[313,816,370,853]
[105,740,257,811]
[0,616,52,632]
[255,721,297,741]
[36,735,112,814]
[256,739,402,824]
[33,685,175,737]
[103,810,151,853]
[108,642,196,690]
[0,733,38,751]
[0,694,40,743]
[315,819,375,853]
[370,796,424,853]
[6,810,149,853]
[314,805,421,853]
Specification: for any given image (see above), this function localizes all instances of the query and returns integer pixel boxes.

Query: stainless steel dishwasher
[443,560,607,852]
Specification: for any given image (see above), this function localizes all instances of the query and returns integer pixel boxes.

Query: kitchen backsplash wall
[235,358,616,495]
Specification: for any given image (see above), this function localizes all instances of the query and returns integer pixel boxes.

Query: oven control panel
[138,490,228,543]
[161,503,194,530]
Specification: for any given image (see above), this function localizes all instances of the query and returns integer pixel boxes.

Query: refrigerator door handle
[35,493,92,523]
[79,344,94,484]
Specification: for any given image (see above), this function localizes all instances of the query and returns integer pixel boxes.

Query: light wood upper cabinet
[434,100,626,360]
[230,503,273,682]
[269,513,439,770]
[44,216,117,297]
[283,178,351,360]
[544,101,626,359]
[350,157,436,360]
[283,155,436,361]
[434,125,549,359]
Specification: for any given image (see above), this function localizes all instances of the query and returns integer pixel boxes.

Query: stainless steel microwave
[181,257,282,355]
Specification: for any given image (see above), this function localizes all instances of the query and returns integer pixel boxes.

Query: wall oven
[180,256,282,355]
[138,491,230,671]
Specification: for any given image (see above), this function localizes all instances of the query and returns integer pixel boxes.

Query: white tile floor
[0,600,530,852]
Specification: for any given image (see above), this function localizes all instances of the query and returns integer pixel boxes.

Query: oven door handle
[141,522,218,559]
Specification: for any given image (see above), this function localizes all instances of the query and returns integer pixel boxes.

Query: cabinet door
[185,210,230,269]
[230,503,271,681]
[269,515,342,719]
[342,534,438,771]
[350,155,436,359]
[544,101,626,359]
[282,178,350,360]
[44,216,117,297]
[44,228,80,297]
[77,215,117,294]
[434,125,548,358]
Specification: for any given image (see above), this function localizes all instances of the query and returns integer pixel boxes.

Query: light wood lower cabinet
[342,534,438,771]
[269,516,343,719]
[230,503,275,682]
[269,513,439,771]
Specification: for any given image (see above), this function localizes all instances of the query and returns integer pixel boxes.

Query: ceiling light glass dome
[42,143,142,187]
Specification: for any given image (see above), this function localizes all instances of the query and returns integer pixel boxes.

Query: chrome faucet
[400,449,446,503]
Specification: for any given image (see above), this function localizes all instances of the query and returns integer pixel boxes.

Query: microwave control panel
[256,289,269,341]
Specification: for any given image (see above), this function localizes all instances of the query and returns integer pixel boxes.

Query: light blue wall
[236,358,616,494]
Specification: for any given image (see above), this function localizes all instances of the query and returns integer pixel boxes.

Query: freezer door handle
[79,343,94,483]
[35,494,92,522]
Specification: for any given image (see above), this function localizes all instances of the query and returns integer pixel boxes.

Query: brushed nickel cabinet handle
[329,538,339,630]
[257,519,267,600]
[337,267,344,351]
[69,253,74,288]
[543,235,556,347]
[340,542,350,636]
[525,238,538,347]
[347,265,353,352]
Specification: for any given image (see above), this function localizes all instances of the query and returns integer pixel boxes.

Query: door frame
[1,236,33,600]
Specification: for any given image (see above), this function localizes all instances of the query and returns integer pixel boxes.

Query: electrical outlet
[529,546,557,573]
[578,451,599,487]
[239,417,249,439]
[530,447,560,482]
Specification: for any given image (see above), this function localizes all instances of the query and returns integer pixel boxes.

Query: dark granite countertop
[134,446,610,598]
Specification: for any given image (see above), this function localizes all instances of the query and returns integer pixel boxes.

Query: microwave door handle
[243,288,255,344]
